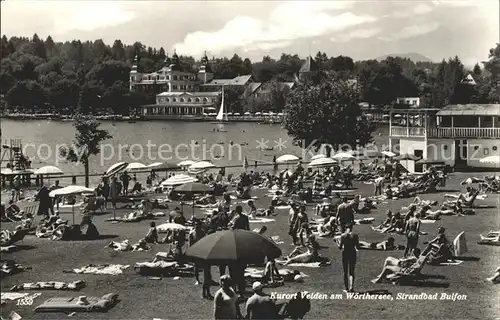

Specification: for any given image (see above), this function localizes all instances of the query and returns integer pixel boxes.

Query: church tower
[129,55,141,91]
[197,51,214,84]
[169,49,181,71]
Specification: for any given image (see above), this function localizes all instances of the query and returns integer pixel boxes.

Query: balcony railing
[390,126,426,137]
[427,127,500,138]
[390,126,500,138]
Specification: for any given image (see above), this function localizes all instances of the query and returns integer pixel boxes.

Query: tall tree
[60,115,112,187]
[283,74,375,155]
[111,40,125,60]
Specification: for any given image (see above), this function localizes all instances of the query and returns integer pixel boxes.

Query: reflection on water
[1,119,388,187]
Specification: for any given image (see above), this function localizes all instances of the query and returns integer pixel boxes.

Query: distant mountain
[376,53,433,63]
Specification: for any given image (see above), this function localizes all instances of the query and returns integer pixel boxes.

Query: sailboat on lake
[212,85,228,132]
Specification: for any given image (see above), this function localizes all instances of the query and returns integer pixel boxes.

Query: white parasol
[332,152,354,160]
[311,154,326,161]
[160,174,198,186]
[276,154,299,164]
[49,185,95,225]
[189,161,216,170]
[34,166,63,175]
[381,151,396,158]
[105,162,128,176]
[177,160,195,167]
[308,157,336,168]
[125,162,147,171]
[157,223,188,233]
[479,155,500,165]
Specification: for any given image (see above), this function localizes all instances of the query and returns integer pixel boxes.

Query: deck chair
[462,191,479,208]
[17,201,39,217]
[34,293,118,312]
[387,252,431,284]
[0,228,29,246]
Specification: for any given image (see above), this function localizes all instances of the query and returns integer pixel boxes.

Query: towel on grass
[70,264,129,275]
[420,219,437,224]
[249,218,275,223]
[439,260,464,266]
[275,205,291,210]
[10,281,85,291]
[1,292,29,301]
[58,202,84,208]
[1,245,18,253]
[275,260,330,268]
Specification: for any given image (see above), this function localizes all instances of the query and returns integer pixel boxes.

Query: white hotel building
[389,104,500,171]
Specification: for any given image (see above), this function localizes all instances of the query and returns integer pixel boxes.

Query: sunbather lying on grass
[478,231,500,245]
[282,235,327,265]
[421,202,474,220]
[371,248,424,283]
[359,237,398,251]
[372,212,404,233]
[316,216,337,237]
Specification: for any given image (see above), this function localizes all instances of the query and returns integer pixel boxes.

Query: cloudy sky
[1,1,498,65]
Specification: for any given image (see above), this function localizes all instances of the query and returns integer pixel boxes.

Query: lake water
[1,119,388,186]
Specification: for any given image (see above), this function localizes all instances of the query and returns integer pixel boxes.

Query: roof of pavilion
[436,104,500,116]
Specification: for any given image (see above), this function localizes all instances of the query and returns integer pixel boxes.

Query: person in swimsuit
[404,210,421,257]
[357,237,397,250]
[213,275,242,319]
[336,198,354,233]
[336,223,359,292]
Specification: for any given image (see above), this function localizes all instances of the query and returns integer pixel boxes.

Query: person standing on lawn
[336,223,359,293]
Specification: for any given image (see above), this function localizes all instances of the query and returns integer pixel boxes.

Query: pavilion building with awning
[388,104,500,171]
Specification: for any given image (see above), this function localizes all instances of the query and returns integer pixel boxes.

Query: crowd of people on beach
[1,154,499,318]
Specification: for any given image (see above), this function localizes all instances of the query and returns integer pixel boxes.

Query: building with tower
[298,56,318,83]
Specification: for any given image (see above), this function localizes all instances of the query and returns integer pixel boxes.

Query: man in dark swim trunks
[404,210,421,257]
[336,223,359,293]
[336,197,355,233]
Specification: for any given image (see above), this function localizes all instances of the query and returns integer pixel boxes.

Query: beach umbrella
[255,112,262,115]
[34,166,63,175]
[177,160,195,168]
[332,152,354,160]
[157,222,187,233]
[105,162,128,176]
[161,174,198,186]
[394,154,420,161]
[175,182,213,216]
[479,155,500,165]
[185,230,282,264]
[311,154,326,160]
[148,162,178,172]
[234,113,241,116]
[394,154,420,172]
[308,157,336,168]
[277,154,299,169]
[126,162,147,171]
[381,151,396,158]
[189,161,216,170]
[276,154,299,163]
[244,112,251,116]
[49,185,95,225]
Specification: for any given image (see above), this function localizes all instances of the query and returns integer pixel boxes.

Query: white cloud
[331,28,382,42]
[173,1,376,56]
[431,0,483,7]
[1,1,137,36]
[391,3,435,18]
[380,22,440,41]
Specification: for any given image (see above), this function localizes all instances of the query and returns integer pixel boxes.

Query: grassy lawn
[1,172,499,319]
